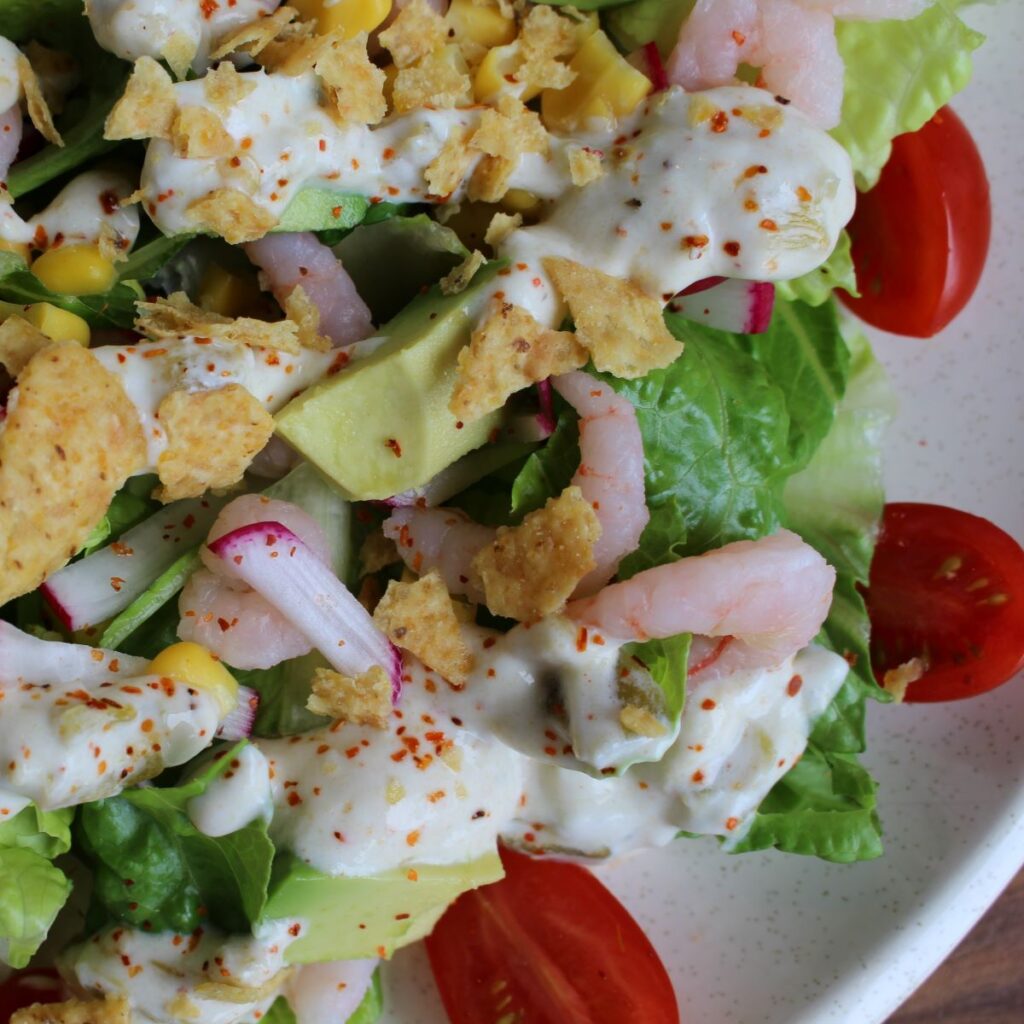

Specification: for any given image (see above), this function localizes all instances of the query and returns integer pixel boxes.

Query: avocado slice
[274,263,506,501]
[263,851,504,962]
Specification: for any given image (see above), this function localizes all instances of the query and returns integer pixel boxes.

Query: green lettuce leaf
[624,633,690,723]
[77,743,275,934]
[775,230,858,307]
[234,651,329,739]
[606,0,695,56]
[509,404,579,520]
[833,1,984,189]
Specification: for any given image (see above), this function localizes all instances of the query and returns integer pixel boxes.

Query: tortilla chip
[162,31,198,79]
[439,249,485,296]
[359,529,399,576]
[104,56,177,141]
[424,125,476,199]
[254,22,324,74]
[450,301,584,421]
[374,571,473,688]
[204,61,256,114]
[281,286,331,352]
[471,97,547,160]
[306,666,391,728]
[186,188,278,244]
[11,995,130,1024]
[567,145,604,186]
[22,42,77,114]
[171,106,234,159]
[0,315,50,377]
[379,0,448,68]
[544,256,682,379]
[467,155,516,203]
[472,486,600,622]
[17,55,63,146]
[516,4,577,94]
[483,210,522,248]
[154,385,274,501]
[317,34,387,125]
[211,5,299,60]
[620,705,668,738]
[392,47,473,114]
[0,344,146,605]
[881,657,926,704]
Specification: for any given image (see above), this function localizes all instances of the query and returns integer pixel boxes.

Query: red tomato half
[840,106,990,337]
[866,503,1024,701]
[426,848,679,1024]
[0,968,67,1018]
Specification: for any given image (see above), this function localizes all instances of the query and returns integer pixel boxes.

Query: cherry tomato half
[840,106,991,337]
[425,847,679,1024]
[0,968,67,1018]
[865,503,1024,702]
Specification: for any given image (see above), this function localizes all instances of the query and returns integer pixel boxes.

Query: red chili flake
[318,139,326,151]
[682,234,709,249]
[391,750,408,762]
[700,698,716,711]
[725,817,740,831]
[286,791,303,807]
[691,770,705,784]
[406,830,420,847]
[407,869,419,881]
[345,746,360,759]
[99,189,120,215]
[710,110,729,133]
[140,719,154,733]
[385,438,402,457]
[383,147,396,160]
[795,186,813,202]
[744,164,769,178]
[731,29,746,45]
[787,674,803,696]
[759,218,778,232]
[200,0,219,18]
[483,637,497,649]
[576,627,588,652]
[543,746,557,757]
[744,198,759,212]
[288,923,301,937]
[110,576,125,592]
[723,240,741,257]
[240,137,253,150]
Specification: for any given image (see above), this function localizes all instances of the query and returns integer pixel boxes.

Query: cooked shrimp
[566,529,835,679]
[284,959,378,1024]
[0,103,22,181]
[553,372,649,597]
[178,495,331,669]
[667,0,926,129]
[383,507,494,604]
[244,231,374,346]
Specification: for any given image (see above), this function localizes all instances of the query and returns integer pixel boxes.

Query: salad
[0,0,1021,1021]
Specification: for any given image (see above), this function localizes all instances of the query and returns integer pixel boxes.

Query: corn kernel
[446,0,516,50]
[473,41,526,104]
[22,302,91,346]
[541,29,652,134]
[0,238,31,263]
[198,266,264,318]
[291,0,391,38]
[148,642,239,716]
[500,189,542,218]
[30,244,118,297]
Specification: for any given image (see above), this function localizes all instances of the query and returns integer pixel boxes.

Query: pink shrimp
[178,495,331,669]
[244,231,374,346]
[0,103,23,182]
[382,506,494,604]
[553,372,649,597]
[566,529,835,680]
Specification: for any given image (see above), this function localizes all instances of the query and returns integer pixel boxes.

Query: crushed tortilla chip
[11,995,131,1024]
[306,666,392,728]
[204,61,256,114]
[472,96,548,159]
[882,657,927,704]
[450,301,584,421]
[171,105,235,159]
[379,0,448,68]
[0,343,146,606]
[317,34,387,125]
[17,55,63,146]
[515,4,577,94]
[567,145,604,186]
[374,571,474,688]
[472,486,600,622]
[186,188,278,244]
[359,529,400,576]
[281,286,331,352]
[135,292,301,352]
[97,221,131,263]
[104,56,177,141]
[161,31,198,79]
[424,125,476,199]
[483,210,521,248]
[0,315,50,376]
[467,155,516,203]
[195,970,291,1004]
[544,256,682,379]
[439,249,485,296]
[620,705,668,738]
[392,47,473,114]
[211,5,299,60]
[154,385,274,502]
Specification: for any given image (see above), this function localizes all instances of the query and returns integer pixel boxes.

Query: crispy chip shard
[0,344,146,605]
[882,657,926,704]
[544,256,683,379]
[516,4,578,94]
[359,529,399,576]
[439,250,485,296]
[0,315,50,376]
[211,5,299,59]
[450,301,585,421]
[619,705,668,738]
[317,34,387,125]
[374,571,473,688]
[306,666,392,728]
[392,47,473,114]
[17,54,63,146]
[473,486,600,622]
[11,995,131,1024]
[194,969,291,1004]
[483,210,521,249]
[104,56,176,141]
[162,30,198,79]
[281,286,332,351]
[424,125,476,199]
[186,188,278,244]
[468,97,547,202]
[379,0,448,68]
[204,61,256,114]
[154,385,274,502]
[567,145,604,187]
[171,105,234,159]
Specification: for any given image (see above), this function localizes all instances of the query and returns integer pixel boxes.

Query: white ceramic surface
[380,5,1024,1021]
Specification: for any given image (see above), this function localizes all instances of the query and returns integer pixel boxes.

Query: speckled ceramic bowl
[380,6,1024,1020]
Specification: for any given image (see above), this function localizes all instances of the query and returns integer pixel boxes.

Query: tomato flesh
[840,106,990,338]
[866,503,1024,701]
[0,968,67,1018]
[426,847,679,1024]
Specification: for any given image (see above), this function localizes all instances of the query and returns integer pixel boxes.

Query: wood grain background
[887,870,1024,1022]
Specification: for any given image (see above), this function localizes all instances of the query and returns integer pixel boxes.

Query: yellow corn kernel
[0,238,31,263]
[30,244,118,297]
[198,265,264,318]
[446,0,516,50]
[473,40,526,104]
[500,189,542,217]
[148,642,239,716]
[22,302,91,346]
[541,29,652,134]
[291,0,392,38]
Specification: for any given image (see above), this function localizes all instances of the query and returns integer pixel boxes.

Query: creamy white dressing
[28,169,140,253]
[86,0,280,75]
[188,743,274,837]
[283,958,378,1024]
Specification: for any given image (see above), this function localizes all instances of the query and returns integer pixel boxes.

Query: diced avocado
[274,263,506,501]
[274,189,369,234]
[263,851,503,962]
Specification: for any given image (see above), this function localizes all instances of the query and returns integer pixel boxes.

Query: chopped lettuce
[833,1,984,189]
[776,230,858,307]
[624,633,691,726]
[509,402,580,520]
[235,651,330,739]
[605,0,695,56]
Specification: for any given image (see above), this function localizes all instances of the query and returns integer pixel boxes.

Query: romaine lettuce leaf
[509,404,579,520]
[234,651,330,738]
[775,230,858,307]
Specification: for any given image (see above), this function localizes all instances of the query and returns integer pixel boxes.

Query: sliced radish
[207,521,402,699]
[669,279,775,334]
[642,41,669,92]
[216,686,260,741]
[42,497,225,630]
[535,378,556,437]
[0,621,149,685]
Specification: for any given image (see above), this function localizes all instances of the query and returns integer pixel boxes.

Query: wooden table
[887,869,1024,1022]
